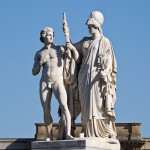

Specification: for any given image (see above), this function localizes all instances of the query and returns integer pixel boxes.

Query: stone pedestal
[35,123,142,141]
[31,138,120,150]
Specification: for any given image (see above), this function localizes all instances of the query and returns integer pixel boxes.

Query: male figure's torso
[38,45,64,83]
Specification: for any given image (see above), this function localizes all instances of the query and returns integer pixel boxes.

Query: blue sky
[0,0,150,138]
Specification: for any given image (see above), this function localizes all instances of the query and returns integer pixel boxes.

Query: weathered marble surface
[31,138,120,150]
[34,123,142,141]
[63,11,117,138]
[32,11,118,149]
[32,27,74,140]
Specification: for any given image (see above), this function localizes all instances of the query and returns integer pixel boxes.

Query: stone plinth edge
[31,138,120,150]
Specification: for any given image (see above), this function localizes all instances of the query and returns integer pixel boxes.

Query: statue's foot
[79,132,84,138]
[111,134,116,139]
[46,138,50,141]
[66,134,76,140]
[109,133,116,139]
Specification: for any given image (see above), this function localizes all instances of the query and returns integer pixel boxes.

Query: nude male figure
[32,27,74,141]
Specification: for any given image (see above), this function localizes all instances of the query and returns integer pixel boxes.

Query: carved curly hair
[40,27,54,43]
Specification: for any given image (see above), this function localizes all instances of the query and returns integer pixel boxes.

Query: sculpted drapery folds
[65,11,117,138]
[75,36,117,138]
[33,11,117,140]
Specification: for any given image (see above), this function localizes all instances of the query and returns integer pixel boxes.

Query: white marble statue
[57,13,81,139]
[32,27,74,141]
[66,11,117,138]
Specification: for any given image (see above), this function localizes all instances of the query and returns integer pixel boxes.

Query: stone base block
[31,138,120,150]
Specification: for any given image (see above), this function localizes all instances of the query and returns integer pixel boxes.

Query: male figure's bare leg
[58,113,66,140]
[40,81,53,141]
[53,79,74,140]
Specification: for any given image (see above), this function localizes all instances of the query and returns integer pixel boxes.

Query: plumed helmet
[86,11,104,27]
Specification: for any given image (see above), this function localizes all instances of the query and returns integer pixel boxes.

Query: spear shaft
[63,12,70,44]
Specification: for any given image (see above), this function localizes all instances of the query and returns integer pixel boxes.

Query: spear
[63,12,70,44]
[62,12,72,82]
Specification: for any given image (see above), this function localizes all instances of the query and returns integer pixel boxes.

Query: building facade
[0,123,150,150]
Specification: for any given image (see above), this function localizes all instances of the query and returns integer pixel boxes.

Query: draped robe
[75,36,117,138]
